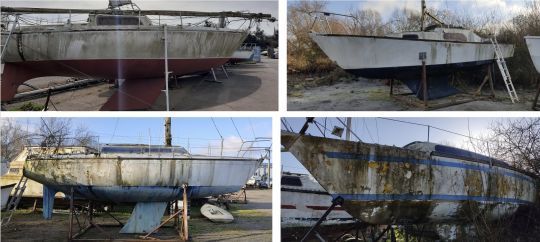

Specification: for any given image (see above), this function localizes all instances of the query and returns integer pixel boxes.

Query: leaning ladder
[1,14,20,60]
[2,176,29,225]
[490,37,519,103]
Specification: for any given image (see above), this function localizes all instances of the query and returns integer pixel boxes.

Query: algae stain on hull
[282,131,537,225]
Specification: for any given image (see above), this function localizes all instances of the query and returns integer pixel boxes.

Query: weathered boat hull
[310,33,514,80]
[525,36,540,74]
[282,131,536,225]
[24,156,261,203]
[1,26,246,109]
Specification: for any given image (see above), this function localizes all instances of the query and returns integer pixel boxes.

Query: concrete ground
[288,77,539,111]
[4,58,278,111]
[0,189,272,242]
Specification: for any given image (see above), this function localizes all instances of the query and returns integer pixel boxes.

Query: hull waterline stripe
[331,193,532,204]
[324,152,535,183]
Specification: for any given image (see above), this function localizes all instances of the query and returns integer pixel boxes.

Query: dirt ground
[288,75,539,111]
[0,189,272,242]
[3,58,278,111]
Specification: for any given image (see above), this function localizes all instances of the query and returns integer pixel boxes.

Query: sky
[2,0,279,34]
[8,117,272,161]
[289,0,532,23]
[281,117,519,174]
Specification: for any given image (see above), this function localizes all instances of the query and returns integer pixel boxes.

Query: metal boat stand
[206,65,230,83]
[300,196,344,242]
[140,183,190,241]
[68,184,190,241]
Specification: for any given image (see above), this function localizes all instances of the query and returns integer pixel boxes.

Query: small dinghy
[201,203,234,223]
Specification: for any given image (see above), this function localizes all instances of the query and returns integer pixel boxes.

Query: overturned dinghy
[23,144,262,233]
[525,36,540,74]
[201,203,234,223]
[282,131,537,225]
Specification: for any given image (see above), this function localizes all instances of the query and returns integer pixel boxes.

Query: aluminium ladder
[490,37,519,103]
[2,176,29,225]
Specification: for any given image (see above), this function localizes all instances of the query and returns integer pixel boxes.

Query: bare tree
[485,118,540,176]
[1,119,28,162]
[37,118,96,148]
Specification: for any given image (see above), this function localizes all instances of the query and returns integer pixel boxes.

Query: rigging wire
[363,118,375,143]
[378,117,483,142]
[230,118,243,142]
[109,118,119,143]
[210,118,223,140]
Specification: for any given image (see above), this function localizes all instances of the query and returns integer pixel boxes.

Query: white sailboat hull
[310,33,514,79]
[525,36,540,73]
[24,154,261,203]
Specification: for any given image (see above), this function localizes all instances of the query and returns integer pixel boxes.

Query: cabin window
[281,176,302,186]
[402,34,419,39]
[443,33,467,42]
[96,16,141,26]
[9,168,19,174]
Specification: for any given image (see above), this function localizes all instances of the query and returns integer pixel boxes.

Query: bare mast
[165,118,171,147]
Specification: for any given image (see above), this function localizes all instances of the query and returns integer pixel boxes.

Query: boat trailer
[67,184,191,241]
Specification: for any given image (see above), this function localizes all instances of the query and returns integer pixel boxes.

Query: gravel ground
[288,75,539,111]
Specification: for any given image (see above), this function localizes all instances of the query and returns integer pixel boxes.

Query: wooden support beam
[182,184,189,241]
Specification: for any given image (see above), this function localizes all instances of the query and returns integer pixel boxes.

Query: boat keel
[100,78,165,111]
[120,201,168,234]
[42,185,58,220]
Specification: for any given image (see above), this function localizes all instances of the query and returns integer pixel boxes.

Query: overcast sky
[289,0,533,23]
[281,117,519,174]
[2,0,278,34]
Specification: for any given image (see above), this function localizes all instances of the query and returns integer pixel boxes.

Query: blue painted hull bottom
[45,185,242,203]
[346,60,492,100]
[345,60,493,80]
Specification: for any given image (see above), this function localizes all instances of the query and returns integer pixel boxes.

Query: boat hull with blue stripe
[23,144,262,233]
[282,131,537,225]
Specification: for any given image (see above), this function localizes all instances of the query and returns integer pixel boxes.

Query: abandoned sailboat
[282,129,536,226]
[525,36,540,73]
[310,1,513,99]
[0,0,273,110]
[23,143,262,233]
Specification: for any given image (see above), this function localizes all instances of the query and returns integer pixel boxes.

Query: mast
[345,118,352,141]
[419,0,445,31]
[421,0,426,31]
[165,117,171,147]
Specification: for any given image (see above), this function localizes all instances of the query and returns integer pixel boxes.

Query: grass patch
[11,102,44,111]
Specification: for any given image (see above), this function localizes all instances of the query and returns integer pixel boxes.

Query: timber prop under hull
[282,131,536,225]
